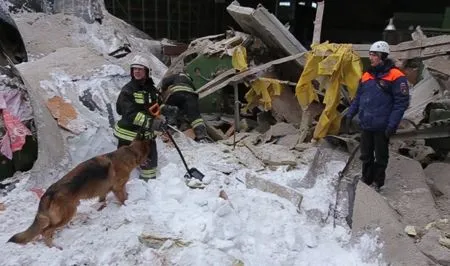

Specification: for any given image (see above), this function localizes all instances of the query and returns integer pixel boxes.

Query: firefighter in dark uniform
[159,72,212,142]
[114,55,166,180]
[345,41,410,191]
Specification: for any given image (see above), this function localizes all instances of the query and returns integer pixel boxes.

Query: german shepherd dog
[8,136,151,248]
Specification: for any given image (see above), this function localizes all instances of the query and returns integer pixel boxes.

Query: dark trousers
[359,130,389,187]
[117,138,157,179]
[166,91,202,128]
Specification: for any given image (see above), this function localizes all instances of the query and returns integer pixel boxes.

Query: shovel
[149,104,205,181]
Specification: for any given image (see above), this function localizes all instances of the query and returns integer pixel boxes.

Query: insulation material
[295,42,362,139]
[0,89,33,159]
[231,45,248,71]
[46,95,81,134]
[0,111,32,159]
[244,77,283,111]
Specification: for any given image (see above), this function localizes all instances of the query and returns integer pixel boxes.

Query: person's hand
[150,117,167,132]
[161,105,178,120]
[385,128,395,138]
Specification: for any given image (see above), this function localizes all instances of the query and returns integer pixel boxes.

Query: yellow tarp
[295,42,363,139]
[244,78,283,112]
[231,46,248,71]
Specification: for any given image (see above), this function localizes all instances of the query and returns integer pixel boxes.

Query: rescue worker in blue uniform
[345,41,410,191]
[113,55,166,180]
[159,72,212,142]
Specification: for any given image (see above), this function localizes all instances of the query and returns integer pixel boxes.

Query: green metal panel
[184,53,234,113]
[184,54,233,90]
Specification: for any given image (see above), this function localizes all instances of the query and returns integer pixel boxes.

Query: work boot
[361,162,374,186]
[193,124,213,143]
[372,163,387,188]
[139,159,157,180]
[370,183,382,193]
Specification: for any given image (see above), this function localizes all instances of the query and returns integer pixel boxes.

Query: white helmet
[369,41,390,54]
[130,55,150,70]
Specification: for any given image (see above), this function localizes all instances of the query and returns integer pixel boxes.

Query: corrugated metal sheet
[226,1,307,66]
[404,68,443,124]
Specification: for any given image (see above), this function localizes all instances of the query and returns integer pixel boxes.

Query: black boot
[361,161,374,186]
[372,163,387,189]
[193,124,213,143]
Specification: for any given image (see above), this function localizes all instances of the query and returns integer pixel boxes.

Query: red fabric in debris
[0,111,31,159]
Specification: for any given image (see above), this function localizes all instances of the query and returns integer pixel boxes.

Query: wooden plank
[312,1,325,45]
[199,52,307,99]
[423,43,450,57]
[196,68,236,94]
[353,35,450,59]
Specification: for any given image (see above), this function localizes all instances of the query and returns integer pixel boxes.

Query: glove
[385,128,395,138]
[160,105,179,125]
[150,117,167,132]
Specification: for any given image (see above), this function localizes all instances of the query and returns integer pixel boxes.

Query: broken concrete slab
[259,122,298,144]
[352,182,435,266]
[226,1,307,67]
[231,145,265,170]
[424,163,450,216]
[245,173,303,210]
[277,134,301,150]
[266,122,298,137]
[384,154,440,227]
[417,228,450,266]
[271,88,304,125]
[220,132,253,146]
[243,142,297,167]
[289,139,347,189]
[16,46,123,188]
[205,121,227,141]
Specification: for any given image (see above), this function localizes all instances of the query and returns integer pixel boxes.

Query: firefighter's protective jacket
[114,78,159,141]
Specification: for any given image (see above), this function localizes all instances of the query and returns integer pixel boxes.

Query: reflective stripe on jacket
[114,79,159,141]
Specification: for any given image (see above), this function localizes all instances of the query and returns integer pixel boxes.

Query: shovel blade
[184,167,205,181]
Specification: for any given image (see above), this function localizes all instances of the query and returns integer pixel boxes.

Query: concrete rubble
[245,173,303,211]
[424,163,450,216]
[384,154,441,227]
[418,227,450,266]
[352,182,435,266]
[1,0,450,264]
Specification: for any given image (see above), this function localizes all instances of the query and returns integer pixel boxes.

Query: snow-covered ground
[0,4,384,266]
[1,137,382,266]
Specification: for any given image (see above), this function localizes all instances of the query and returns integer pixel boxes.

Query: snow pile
[11,9,167,84]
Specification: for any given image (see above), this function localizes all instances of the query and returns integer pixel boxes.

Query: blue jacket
[347,59,410,132]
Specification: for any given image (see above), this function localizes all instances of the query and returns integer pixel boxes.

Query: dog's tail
[8,214,50,244]
[8,196,52,245]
